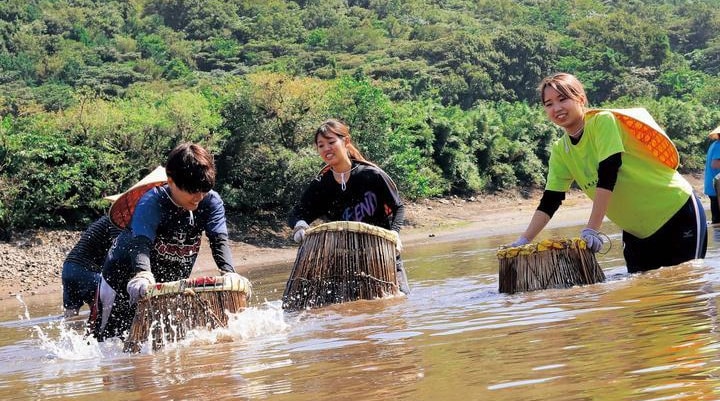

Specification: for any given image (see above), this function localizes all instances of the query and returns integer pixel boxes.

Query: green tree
[144,0,240,40]
[473,101,557,190]
[489,26,559,102]
[216,73,330,225]
[668,2,720,54]
[325,74,393,162]
[387,99,446,198]
[0,116,128,234]
[429,105,484,194]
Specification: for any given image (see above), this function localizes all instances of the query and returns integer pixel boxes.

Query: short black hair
[164,143,216,193]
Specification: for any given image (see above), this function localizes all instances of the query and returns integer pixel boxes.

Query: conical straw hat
[709,125,720,140]
[107,166,167,228]
[586,108,679,169]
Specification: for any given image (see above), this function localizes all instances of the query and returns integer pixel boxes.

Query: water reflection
[713,225,720,244]
[0,221,719,400]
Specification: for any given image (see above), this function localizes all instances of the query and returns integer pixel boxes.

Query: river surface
[1,222,720,400]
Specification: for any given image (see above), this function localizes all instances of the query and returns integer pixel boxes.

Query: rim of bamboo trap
[124,275,251,353]
[305,220,399,245]
[496,237,606,294]
[283,221,400,310]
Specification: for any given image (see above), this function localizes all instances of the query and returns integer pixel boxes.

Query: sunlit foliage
[1,0,719,235]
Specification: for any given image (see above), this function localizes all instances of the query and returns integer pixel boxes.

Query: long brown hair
[537,73,588,106]
[315,119,380,174]
[314,119,398,192]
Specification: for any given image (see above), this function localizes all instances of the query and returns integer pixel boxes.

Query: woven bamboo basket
[124,275,251,352]
[282,221,400,311]
[496,238,605,294]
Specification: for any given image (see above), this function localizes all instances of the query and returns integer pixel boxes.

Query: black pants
[710,195,720,224]
[623,195,707,273]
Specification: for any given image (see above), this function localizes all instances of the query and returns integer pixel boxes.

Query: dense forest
[1,0,720,239]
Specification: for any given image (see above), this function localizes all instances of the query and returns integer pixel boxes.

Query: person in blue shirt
[92,143,244,340]
[704,126,720,224]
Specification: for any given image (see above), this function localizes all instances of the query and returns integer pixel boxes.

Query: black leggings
[623,194,707,273]
[710,195,720,224]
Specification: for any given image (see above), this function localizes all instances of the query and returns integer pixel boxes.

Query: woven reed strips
[496,238,605,294]
[124,275,250,352]
[282,221,400,310]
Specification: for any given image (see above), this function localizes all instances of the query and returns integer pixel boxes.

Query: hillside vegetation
[1,0,720,239]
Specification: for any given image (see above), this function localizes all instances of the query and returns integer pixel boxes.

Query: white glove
[391,230,403,254]
[581,228,604,253]
[222,271,242,286]
[126,271,156,305]
[509,236,530,247]
[222,271,252,298]
[293,220,309,243]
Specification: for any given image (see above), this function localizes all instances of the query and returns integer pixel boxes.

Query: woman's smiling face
[542,86,586,133]
[316,132,350,168]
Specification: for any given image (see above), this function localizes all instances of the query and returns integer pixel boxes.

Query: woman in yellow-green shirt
[509,72,706,273]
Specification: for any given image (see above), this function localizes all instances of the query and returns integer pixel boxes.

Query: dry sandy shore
[0,173,704,303]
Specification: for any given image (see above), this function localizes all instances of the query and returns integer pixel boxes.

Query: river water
[1,222,719,400]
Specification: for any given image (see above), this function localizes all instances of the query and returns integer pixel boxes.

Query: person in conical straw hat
[92,143,247,341]
[704,125,720,224]
[61,170,166,320]
[506,72,707,273]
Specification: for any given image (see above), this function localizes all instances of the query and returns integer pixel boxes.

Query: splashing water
[10,294,105,360]
[26,298,291,360]
[180,301,291,346]
[33,321,106,360]
[15,294,30,320]
[225,300,290,339]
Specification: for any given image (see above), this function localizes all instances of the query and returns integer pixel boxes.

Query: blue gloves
[581,228,604,252]
[509,236,530,247]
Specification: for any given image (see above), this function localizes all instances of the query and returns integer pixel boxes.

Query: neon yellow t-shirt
[545,110,692,238]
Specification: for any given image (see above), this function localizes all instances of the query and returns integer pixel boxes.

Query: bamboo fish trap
[124,275,251,353]
[282,221,400,311]
[496,238,605,294]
